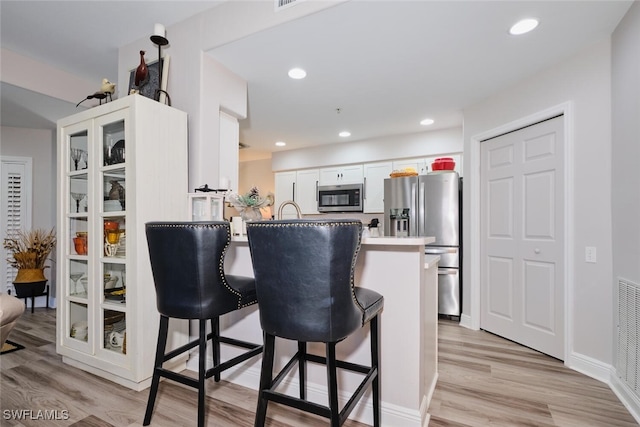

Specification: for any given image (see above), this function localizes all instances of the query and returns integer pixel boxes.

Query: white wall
[0,126,57,302]
[271,127,463,171]
[1,48,96,105]
[463,39,613,370]
[117,1,344,190]
[611,3,640,418]
[612,0,640,292]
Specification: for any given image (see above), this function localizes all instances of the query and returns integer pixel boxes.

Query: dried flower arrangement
[228,187,275,222]
[3,228,57,270]
[228,186,274,210]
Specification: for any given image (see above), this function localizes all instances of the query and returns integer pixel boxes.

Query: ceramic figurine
[135,50,148,87]
[108,180,126,209]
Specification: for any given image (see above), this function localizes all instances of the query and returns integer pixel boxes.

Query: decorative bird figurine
[101,79,116,99]
[76,78,116,107]
[134,50,148,87]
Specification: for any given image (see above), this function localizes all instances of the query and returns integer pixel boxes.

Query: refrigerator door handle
[410,180,417,237]
[418,179,425,236]
[425,247,458,255]
[438,268,459,275]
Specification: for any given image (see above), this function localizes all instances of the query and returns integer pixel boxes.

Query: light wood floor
[1,309,637,426]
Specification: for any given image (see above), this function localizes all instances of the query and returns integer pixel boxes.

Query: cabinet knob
[534,248,541,254]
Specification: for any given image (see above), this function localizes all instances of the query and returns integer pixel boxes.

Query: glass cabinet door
[97,114,127,355]
[188,193,226,221]
[64,124,91,345]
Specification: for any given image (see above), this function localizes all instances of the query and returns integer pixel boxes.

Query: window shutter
[1,157,32,293]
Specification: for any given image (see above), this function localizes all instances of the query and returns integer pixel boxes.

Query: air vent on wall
[617,277,640,398]
[275,0,305,12]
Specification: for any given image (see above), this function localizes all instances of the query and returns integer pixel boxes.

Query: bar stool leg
[371,316,381,427]
[326,342,340,427]
[255,332,275,427]
[143,315,169,425]
[298,341,306,399]
[197,319,207,427]
[211,317,221,382]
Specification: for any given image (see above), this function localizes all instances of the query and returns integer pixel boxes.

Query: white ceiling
[1,1,633,158]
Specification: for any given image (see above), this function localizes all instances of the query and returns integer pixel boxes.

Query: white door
[480,115,564,359]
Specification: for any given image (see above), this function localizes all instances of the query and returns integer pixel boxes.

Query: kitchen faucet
[277,200,302,220]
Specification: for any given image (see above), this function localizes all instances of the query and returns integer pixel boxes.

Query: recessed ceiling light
[339,131,351,138]
[275,141,286,147]
[420,118,435,126]
[509,18,539,35]
[288,68,307,79]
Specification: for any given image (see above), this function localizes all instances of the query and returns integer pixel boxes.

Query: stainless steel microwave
[317,184,363,212]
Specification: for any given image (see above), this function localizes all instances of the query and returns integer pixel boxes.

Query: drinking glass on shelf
[70,272,83,295]
[70,148,85,171]
[71,192,86,213]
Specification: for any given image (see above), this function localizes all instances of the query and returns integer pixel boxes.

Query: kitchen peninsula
[195,235,439,427]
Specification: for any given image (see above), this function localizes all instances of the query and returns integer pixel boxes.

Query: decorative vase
[134,50,148,87]
[14,268,46,283]
[13,268,47,298]
[239,207,263,222]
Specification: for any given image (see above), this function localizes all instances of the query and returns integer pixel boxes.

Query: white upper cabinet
[392,158,426,174]
[273,154,462,218]
[363,162,393,213]
[295,169,319,215]
[274,170,319,218]
[393,153,463,176]
[274,171,296,216]
[319,165,364,186]
[423,153,463,176]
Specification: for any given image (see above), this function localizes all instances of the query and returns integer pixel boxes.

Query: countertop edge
[230,236,435,246]
[424,255,440,269]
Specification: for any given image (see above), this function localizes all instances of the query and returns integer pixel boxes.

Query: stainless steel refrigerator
[383,171,462,316]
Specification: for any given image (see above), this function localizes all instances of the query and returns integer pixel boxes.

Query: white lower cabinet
[56,95,189,391]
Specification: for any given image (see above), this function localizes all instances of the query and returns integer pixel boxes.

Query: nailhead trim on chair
[146,222,252,309]
[246,220,365,315]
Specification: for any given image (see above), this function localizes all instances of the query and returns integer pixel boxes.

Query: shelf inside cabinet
[103,309,126,354]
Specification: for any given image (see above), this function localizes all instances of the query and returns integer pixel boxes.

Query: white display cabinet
[188,192,226,221]
[56,95,189,391]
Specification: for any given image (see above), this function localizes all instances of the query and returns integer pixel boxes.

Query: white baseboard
[459,313,474,329]
[567,351,640,425]
[565,350,611,383]
[609,369,640,424]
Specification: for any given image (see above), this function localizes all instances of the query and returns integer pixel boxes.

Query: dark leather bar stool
[246,219,384,427]
[143,221,263,427]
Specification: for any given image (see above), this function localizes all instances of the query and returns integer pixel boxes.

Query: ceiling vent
[275,0,305,12]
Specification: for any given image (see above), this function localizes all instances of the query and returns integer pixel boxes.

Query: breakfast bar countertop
[209,232,439,426]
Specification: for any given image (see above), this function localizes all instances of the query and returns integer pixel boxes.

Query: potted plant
[228,186,274,222]
[3,228,56,297]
